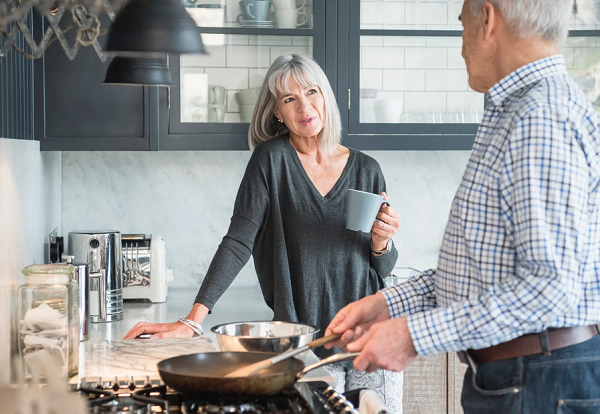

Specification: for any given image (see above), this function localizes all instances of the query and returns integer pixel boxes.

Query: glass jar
[17,264,79,381]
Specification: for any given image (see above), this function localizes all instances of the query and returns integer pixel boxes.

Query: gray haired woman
[125,52,403,412]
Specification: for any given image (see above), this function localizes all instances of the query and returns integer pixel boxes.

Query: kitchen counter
[74,286,335,385]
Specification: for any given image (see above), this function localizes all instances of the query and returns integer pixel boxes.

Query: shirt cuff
[380,285,410,318]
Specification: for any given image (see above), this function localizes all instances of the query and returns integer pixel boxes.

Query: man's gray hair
[248,52,342,153]
[468,0,571,44]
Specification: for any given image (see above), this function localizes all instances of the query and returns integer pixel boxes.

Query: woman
[124,52,402,412]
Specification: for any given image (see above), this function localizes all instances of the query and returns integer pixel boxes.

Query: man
[325,0,600,412]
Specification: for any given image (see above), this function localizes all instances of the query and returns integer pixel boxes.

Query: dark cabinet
[34,15,158,151]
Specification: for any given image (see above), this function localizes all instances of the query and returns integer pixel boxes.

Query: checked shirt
[382,55,600,356]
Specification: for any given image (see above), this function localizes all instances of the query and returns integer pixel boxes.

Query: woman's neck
[289,134,321,157]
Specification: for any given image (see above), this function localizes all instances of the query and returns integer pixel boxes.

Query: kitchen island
[74,286,334,385]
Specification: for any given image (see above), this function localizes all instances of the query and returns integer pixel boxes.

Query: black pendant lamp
[106,0,206,54]
[103,57,173,86]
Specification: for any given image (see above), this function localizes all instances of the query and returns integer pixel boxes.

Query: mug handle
[237,13,244,24]
[246,3,255,20]
[297,11,308,27]
[297,0,306,11]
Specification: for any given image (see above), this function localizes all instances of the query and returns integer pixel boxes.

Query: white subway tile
[405,47,447,69]
[447,47,466,69]
[225,35,249,45]
[292,36,312,46]
[227,45,272,68]
[426,70,468,91]
[181,46,226,67]
[362,47,404,69]
[361,2,404,25]
[377,91,404,100]
[248,68,268,88]
[205,68,249,89]
[361,69,383,90]
[270,46,312,63]
[224,113,241,123]
[382,69,425,91]
[405,2,448,25]
[383,37,426,47]
[249,36,293,46]
[446,91,485,112]
[404,91,447,113]
[361,36,385,47]
[426,37,462,47]
[447,2,463,28]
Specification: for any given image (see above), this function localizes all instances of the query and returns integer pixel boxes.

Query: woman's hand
[123,303,209,339]
[123,321,195,339]
[371,192,399,253]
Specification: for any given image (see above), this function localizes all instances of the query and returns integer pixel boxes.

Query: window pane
[569,0,600,29]
[185,0,314,29]
[180,35,313,123]
[359,36,484,124]
[563,36,600,114]
[360,0,463,30]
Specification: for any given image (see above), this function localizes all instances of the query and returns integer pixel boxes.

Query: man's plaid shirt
[382,55,600,356]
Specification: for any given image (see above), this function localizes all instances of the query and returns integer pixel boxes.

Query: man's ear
[482,1,497,41]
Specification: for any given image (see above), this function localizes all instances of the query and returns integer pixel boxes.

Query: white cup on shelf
[275,8,308,28]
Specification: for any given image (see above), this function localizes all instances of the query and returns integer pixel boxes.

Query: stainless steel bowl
[210,321,319,353]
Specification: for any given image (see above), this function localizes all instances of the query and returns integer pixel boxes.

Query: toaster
[122,234,173,302]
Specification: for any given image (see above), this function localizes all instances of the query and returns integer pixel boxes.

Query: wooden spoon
[224,333,343,378]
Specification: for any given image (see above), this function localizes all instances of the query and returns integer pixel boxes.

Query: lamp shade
[103,57,174,86]
[106,0,206,54]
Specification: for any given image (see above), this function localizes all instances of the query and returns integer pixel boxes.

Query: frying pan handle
[296,352,361,380]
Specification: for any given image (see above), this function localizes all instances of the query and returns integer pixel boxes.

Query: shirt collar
[487,55,568,107]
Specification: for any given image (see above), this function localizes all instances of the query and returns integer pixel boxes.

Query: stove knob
[332,398,354,413]
[327,395,342,406]
[323,387,336,398]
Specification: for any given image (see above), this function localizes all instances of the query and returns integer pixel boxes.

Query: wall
[61,150,470,295]
[0,138,61,385]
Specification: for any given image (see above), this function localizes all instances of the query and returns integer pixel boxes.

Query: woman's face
[273,76,326,140]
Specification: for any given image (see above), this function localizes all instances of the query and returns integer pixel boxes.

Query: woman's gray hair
[468,0,571,45]
[248,52,342,153]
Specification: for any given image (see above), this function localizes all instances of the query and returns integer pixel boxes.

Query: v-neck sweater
[195,135,398,360]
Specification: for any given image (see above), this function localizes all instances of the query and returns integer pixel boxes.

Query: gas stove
[73,376,359,414]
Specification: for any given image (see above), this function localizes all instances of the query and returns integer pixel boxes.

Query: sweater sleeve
[194,148,271,310]
[368,161,398,277]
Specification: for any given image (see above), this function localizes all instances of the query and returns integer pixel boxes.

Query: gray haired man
[325,1,600,412]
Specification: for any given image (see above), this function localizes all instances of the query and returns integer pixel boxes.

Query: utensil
[211,320,318,353]
[225,333,341,377]
[157,351,358,396]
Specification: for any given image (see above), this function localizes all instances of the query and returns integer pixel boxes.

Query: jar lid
[21,264,74,285]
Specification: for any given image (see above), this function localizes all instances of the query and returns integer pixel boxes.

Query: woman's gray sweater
[195,136,398,359]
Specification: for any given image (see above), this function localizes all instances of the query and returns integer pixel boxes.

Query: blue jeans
[461,334,600,414]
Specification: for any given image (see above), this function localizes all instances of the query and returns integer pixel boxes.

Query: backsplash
[0,138,61,385]
[61,149,470,295]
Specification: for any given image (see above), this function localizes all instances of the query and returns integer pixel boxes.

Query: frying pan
[157,351,359,396]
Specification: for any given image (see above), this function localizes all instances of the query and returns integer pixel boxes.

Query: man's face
[460,1,493,93]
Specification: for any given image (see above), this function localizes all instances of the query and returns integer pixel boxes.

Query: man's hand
[347,318,418,373]
[324,292,390,349]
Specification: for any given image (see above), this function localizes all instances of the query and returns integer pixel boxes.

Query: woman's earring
[278,119,283,123]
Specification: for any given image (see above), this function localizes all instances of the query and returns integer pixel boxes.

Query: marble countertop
[74,287,334,386]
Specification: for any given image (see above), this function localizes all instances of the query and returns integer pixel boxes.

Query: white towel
[359,389,389,414]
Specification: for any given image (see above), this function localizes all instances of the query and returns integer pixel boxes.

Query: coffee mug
[239,104,256,123]
[235,87,262,106]
[246,0,272,21]
[208,85,226,105]
[373,99,403,123]
[272,0,305,10]
[275,8,308,28]
[346,189,385,233]
[208,105,226,123]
